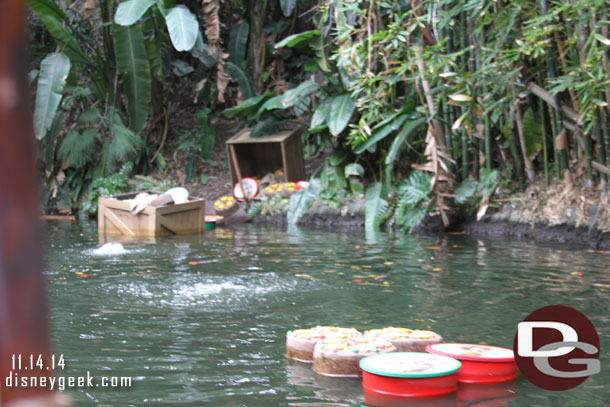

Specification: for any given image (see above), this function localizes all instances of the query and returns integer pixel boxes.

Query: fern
[247,201,263,219]
[107,111,142,168]
[59,129,98,168]
[397,171,432,205]
[399,206,428,233]
[392,171,433,233]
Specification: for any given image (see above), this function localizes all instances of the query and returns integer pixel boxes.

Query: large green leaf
[385,117,427,165]
[29,0,66,19]
[226,62,256,100]
[313,31,329,72]
[223,92,277,118]
[34,53,71,140]
[114,0,156,26]
[228,22,249,67]
[309,100,328,131]
[165,5,199,51]
[275,30,320,48]
[256,81,319,116]
[522,107,543,158]
[34,15,87,65]
[191,32,218,67]
[327,94,356,136]
[365,182,388,231]
[354,114,409,154]
[113,24,152,133]
[344,163,364,177]
[287,179,321,224]
[250,117,284,138]
[280,0,297,17]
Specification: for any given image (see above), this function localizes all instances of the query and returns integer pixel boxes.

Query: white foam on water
[173,281,248,296]
[107,274,320,309]
[89,242,130,256]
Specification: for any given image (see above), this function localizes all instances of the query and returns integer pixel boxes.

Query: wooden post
[0,2,68,406]
[229,144,249,202]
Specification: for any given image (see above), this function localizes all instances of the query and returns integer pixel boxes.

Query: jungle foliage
[29,0,610,232]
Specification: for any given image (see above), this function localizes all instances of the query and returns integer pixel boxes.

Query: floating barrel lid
[233,178,259,201]
[426,343,517,383]
[360,352,461,398]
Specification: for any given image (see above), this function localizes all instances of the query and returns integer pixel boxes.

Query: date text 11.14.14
[11,354,65,371]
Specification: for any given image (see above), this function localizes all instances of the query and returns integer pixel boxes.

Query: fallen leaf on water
[414,318,425,322]
[384,262,394,266]
[295,274,318,280]
[426,246,442,251]
[433,268,443,272]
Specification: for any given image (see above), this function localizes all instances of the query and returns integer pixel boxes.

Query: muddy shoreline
[253,209,610,250]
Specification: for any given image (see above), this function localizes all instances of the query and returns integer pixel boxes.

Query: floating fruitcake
[264,183,284,198]
[364,327,443,352]
[286,326,360,363]
[213,195,239,216]
[312,336,396,377]
[281,182,297,198]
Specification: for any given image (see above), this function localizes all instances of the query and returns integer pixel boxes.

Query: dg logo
[514,305,600,391]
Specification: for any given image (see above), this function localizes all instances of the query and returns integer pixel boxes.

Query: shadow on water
[42,220,610,406]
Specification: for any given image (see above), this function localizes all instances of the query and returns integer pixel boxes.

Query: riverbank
[252,190,610,250]
[254,210,610,250]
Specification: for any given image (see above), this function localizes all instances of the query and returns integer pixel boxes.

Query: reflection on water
[42,221,610,406]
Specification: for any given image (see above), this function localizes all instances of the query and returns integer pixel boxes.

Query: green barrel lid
[359,352,461,378]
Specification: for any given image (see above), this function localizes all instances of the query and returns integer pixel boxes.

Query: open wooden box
[98,191,205,237]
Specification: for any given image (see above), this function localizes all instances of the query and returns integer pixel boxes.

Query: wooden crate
[98,191,205,237]
[226,127,305,184]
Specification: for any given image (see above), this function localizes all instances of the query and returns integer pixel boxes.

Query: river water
[42,221,609,406]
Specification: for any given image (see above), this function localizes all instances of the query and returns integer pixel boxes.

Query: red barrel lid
[233,178,259,201]
[426,343,515,363]
[360,352,461,378]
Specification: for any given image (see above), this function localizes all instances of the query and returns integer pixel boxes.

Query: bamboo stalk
[540,0,568,172]
[594,112,607,182]
[462,128,469,180]
[504,110,524,190]
[515,100,535,181]
[538,97,550,187]
[478,21,492,173]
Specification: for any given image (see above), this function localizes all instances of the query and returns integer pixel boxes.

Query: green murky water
[43,221,609,406]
